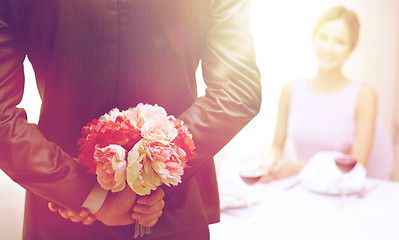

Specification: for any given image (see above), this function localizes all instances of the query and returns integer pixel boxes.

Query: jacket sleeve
[0,1,97,211]
[175,0,262,189]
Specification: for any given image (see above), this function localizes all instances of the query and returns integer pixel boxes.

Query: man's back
[0,1,261,239]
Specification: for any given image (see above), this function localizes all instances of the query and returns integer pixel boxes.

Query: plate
[301,181,362,196]
[298,151,366,196]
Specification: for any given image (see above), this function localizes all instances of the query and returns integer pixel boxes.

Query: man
[0,0,261,239]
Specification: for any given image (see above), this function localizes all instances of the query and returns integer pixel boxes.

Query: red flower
[169,117,197,162]
[77,116,142,174]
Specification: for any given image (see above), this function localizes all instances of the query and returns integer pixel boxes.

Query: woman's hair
[313,6,360,51]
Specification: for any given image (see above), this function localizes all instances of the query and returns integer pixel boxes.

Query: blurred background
[1,0,399,239]
[208,0,399,181]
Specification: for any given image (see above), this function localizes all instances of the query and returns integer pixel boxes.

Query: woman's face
[313,19,352,71]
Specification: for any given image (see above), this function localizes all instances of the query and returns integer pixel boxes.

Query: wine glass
[239,168,263,207]
[335,155,357,209]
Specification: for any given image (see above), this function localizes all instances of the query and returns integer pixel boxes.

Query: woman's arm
[351,85,377,166]
[261,82,306,181]
[268,82,293,161]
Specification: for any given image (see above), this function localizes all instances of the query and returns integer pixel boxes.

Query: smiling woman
[313,19,354,73]
[214,1,399,182]
[256,5,382,183]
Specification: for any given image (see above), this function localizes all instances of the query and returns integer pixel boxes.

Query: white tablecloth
[210,176,399,240]
[3,169,399,240]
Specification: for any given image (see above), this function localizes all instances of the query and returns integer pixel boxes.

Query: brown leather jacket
[0,0,261,239]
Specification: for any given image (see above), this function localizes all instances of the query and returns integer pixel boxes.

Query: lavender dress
[287,79,393,179]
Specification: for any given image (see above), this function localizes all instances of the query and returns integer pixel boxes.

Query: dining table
[210,174,399,240]
[2,166,399,240]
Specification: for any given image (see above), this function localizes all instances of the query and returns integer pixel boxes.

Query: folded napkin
[299,151,366,195]
[217,176,248,209]
[218,176,261,209]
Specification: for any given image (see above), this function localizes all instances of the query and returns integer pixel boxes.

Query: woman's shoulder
[357,83,377,104]
[282,79,305,92]
[276,81,295,110]
[280,81,295,101]
[281,79,308,98]
[282,81,294,92]
[356,83,378,113]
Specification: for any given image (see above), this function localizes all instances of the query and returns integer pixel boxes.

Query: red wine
[335,156,357,173]
[239,169,263,185]
[240,176,262,185]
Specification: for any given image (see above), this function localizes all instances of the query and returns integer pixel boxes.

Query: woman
[261,6,378,182]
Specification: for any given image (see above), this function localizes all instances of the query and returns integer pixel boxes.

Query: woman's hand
[260,160,305,182]
[132,188,165,227]
[48,202,97,225]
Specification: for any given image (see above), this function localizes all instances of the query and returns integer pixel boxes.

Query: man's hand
[48,186,164,227]
[48,187,136,226]
[94,186,137,226]
[132,188,165,227]
[48,202,96,225]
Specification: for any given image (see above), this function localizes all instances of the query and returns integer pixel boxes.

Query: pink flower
[124,104,167,129]
[94,144,127,192]
[141,118,178,142]
[146,139,186,186]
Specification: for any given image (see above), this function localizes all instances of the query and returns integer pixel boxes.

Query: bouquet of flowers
[76,103,197,237]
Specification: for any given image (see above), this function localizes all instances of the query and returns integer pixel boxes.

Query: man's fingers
[77,208,89,219]
[131,188,164,228]
[66,210,78,218]
[59,208,79,220]
[82,216,97,225]
[133,199,165,215]
[49,203,97,225]
[48,202,60,212]
[58,208,69,219]
[137,188,164,206]
[69,208,90,222]
[70,215,84,222]
[139,218,159,227]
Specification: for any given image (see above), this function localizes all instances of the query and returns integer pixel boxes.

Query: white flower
[99,108,124,123]
[126,139,162,195]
